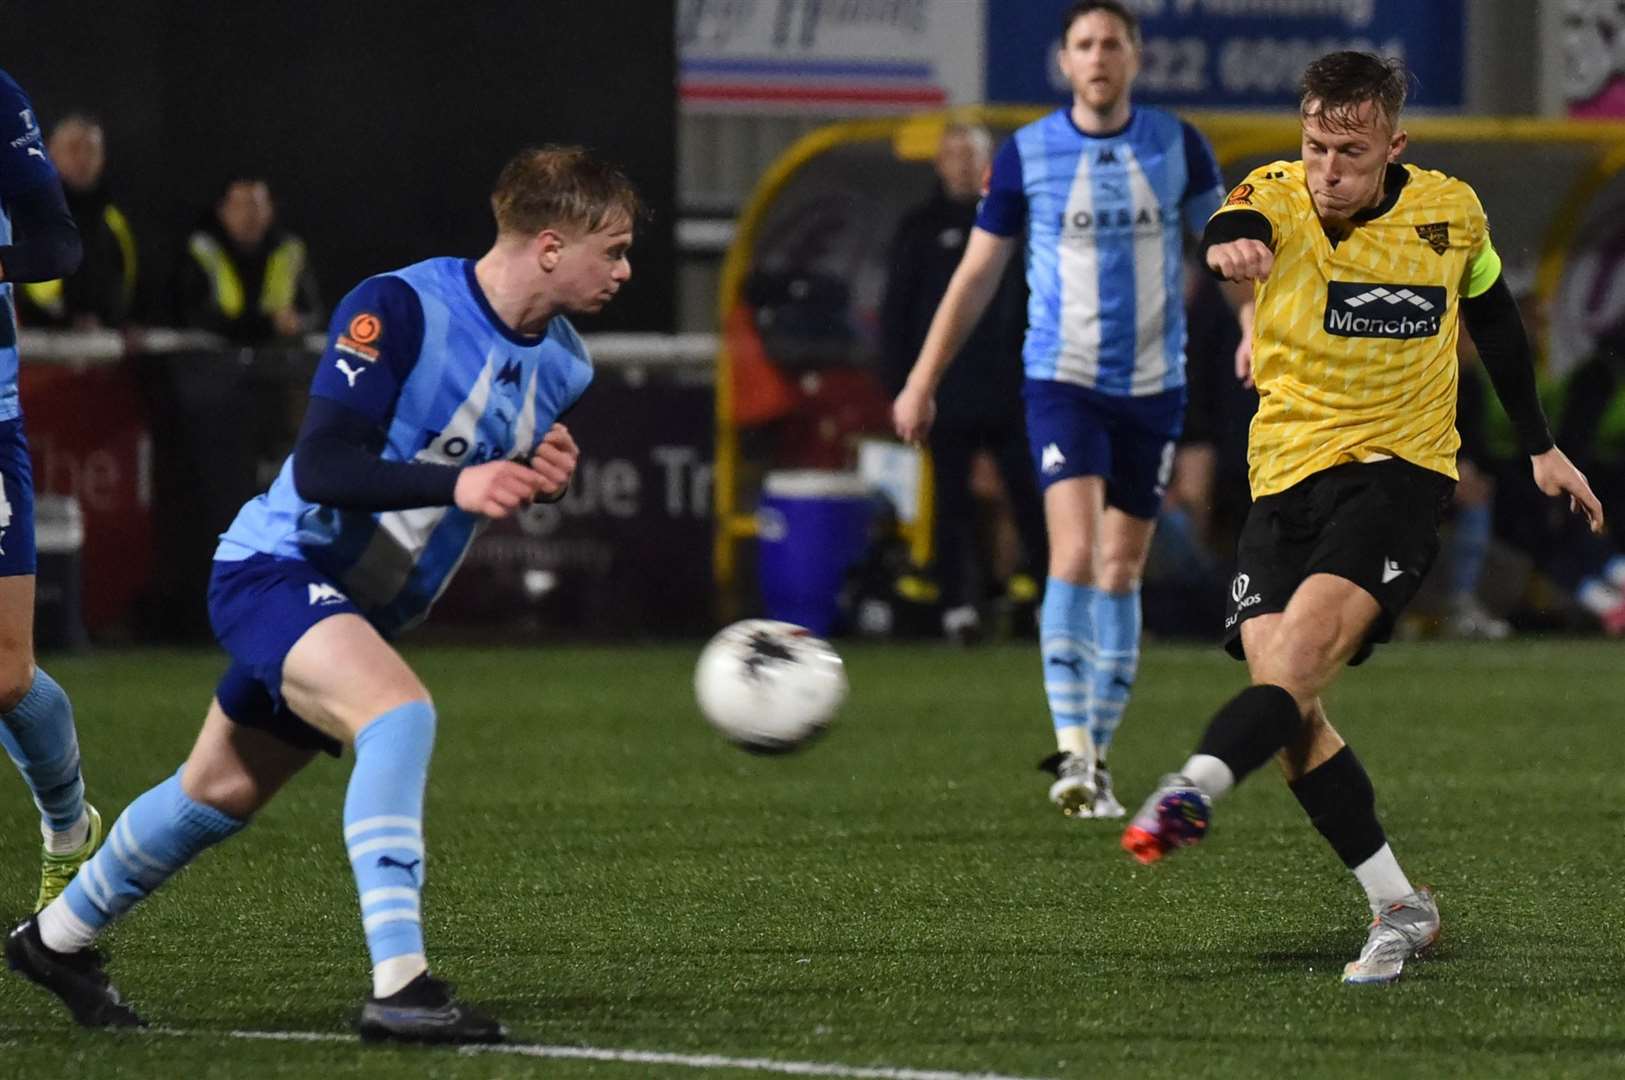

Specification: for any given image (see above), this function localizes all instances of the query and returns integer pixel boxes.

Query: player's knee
[355,697,437,753]
[180,760,267,820]
[1094,555,1140,593]
[1048,540,1093,584]
[0,658,37,713]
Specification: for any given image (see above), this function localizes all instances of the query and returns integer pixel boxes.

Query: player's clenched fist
[454,460,546,518]
[529,422,579,499]
[1207,239,1274,283]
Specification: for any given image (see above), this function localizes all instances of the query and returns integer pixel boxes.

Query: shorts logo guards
[1324,282,1446,340]
[1226,572,1262,629]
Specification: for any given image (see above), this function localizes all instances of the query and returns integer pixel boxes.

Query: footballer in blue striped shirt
[893,0,1235,820]
[8,146,639,1044]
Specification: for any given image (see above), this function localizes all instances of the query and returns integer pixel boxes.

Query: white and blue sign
[986,0,1465,108]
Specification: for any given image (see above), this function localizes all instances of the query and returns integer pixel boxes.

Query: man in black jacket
[881,124,1045,642]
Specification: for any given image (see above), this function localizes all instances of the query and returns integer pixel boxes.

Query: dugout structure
[713,108,1625,594]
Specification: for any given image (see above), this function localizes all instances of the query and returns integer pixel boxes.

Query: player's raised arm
[1201,214,1274,284]
[1459,247,1605,533]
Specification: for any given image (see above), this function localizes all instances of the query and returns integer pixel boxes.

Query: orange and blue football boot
[1120,774,1211,864]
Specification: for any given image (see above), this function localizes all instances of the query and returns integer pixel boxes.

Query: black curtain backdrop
[3,0,677,331]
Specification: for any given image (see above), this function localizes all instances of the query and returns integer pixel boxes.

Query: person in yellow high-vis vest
[14,114,136,330]
[173,177,319,344]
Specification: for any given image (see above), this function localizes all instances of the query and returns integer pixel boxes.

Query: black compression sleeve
[1199,209,1272,278]
[292,396,461,511]
[0,181,82,282]
[1460,276,1554,456]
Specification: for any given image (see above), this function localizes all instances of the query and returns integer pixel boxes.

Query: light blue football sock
[1087,588,1142,759]
[52,767,244,943]
[345,700,436,970]
[1449,503,1492,600]
[0,668,86,831]
[1040,578,1095,742]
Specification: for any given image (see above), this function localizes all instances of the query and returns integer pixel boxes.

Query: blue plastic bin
[757,471,873,635]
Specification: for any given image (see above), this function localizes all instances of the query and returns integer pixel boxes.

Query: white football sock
[42,808,90,855]
[1179,754,1234,801]
[37,897,99,954]
[1056,724,1093,761]
[1353,843,1415,915]
[373,953,429,998]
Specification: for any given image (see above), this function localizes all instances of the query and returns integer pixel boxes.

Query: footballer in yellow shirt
[1123,50,1604,989]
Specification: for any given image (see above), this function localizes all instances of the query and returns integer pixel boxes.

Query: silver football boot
[1341,886,1440,985]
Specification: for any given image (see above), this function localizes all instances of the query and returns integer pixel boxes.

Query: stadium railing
[21,328,717,642]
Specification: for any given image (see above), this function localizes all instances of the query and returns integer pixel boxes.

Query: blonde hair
[491,145,643,237]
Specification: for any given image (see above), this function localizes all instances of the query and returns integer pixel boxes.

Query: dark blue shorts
[208,554,364,756]
[0,419,37,577]
[1022,379,1185,519]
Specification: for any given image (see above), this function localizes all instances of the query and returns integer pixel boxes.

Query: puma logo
[376,854,421,882]
[336,358,366,387]
[1047,654,1083,676]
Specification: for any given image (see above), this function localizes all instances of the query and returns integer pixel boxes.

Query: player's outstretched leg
[1084,587,1140,818]
[1122,684,1301,863]
[9,766,246,1026]
[1288,742,1438,984]
[346,701,505,1044]
[1037,578,1097,815]
[0,668,101,911]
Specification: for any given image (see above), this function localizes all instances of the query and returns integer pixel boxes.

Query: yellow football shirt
[1211,160,1503,497]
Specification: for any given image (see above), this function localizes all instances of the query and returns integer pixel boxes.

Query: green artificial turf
[0,641,1620,1078]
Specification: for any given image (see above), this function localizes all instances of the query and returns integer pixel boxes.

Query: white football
[694,619,847,754]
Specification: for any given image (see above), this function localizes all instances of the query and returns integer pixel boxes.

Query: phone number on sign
[1134,36,1406,96]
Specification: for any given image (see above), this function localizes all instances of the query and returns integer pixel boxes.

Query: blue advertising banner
[986,0,1465,108]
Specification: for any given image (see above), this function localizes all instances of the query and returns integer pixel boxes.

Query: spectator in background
[14,114,136,329]
[881,124,1046,643]
[174,177,318,344]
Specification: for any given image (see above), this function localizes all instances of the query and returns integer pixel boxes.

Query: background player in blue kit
[7,145,639,1044]
[893,1,1229,818]
[0,68,94,914]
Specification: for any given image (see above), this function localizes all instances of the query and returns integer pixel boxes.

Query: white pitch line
[142,1027,1056,1080]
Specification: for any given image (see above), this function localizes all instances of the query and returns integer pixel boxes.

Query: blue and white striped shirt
[217,257,593,634]
[978,107,1222,397]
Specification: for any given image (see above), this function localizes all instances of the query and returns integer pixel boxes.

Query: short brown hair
[1300,51,1409,134]
[491,145,643,237]
[1061,1,1140,48]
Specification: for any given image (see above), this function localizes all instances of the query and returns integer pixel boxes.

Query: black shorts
[1223,459,1455,665]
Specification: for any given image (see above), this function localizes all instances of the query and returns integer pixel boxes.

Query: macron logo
[1381,559,1405,585]
[1041,443,1066,474]
[307,583,346,606]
